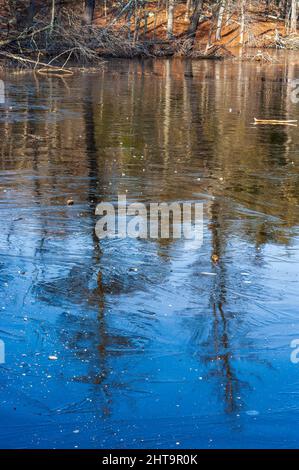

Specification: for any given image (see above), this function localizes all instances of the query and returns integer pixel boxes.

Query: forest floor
[93,2,293,51]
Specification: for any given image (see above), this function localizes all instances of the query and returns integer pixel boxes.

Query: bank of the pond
[0,3,298,68]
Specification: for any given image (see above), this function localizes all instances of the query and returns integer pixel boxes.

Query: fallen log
[254,117,298,126]
[37,68,74,77]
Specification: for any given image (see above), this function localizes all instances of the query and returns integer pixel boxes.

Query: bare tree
[50,0,56,33]
[239,0,245,45]
[16,0,36,27]
[27,0,36,25]
[187,0,204,38]
[216,0,226,41]
[167,0,175,38]
[185,0,192,21]
[83,0,96,25]
[290,0,297,33]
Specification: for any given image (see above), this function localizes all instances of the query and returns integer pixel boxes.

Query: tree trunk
[83,0,96,25]
[187,0,204,38]
[185,0,192,21]
[216,0,226,41]
[239,0,245,45]
[16,0,36,28]
[291,0,297,33]
[50,0,55,33]
[167,0,175,38]
[27,0,36,25]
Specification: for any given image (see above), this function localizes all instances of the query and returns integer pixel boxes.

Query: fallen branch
[254,117,298,126]
[0,50,73,75]
[37,68,74,77]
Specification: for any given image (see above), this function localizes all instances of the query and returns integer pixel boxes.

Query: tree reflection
[208,198,241,414]
[0,57,299,434]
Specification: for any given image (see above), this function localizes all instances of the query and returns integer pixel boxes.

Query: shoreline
[0,47,296,71]
[0,3,298,69]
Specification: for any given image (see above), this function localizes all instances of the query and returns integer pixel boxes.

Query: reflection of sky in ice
[0,58,299,448]
[1,201,299,448]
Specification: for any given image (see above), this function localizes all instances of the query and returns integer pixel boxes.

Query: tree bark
[239,0,245,45]
[50,0,55,33]
[185,0,192,21]
[187,0,204,38]
[83,0,96,25]
[216,0,226,41]
[167,0,175,38]
[27,0,36,25]
[291,0,297,33]
[16,0,36,28]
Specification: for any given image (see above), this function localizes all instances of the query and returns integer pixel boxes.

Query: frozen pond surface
[0,56,299,448]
